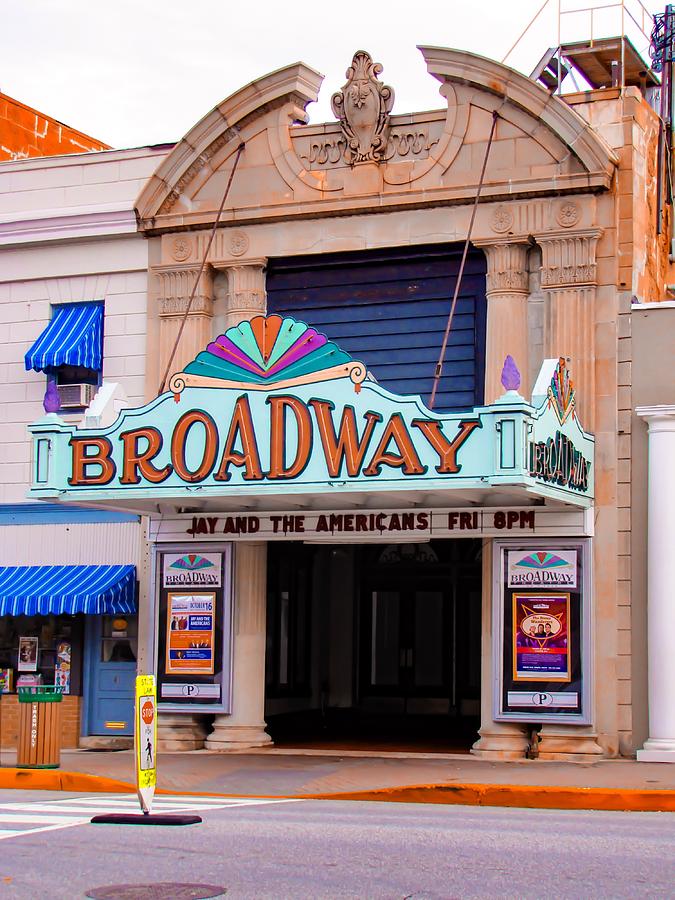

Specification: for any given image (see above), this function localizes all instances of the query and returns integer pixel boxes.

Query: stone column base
[536,727,605,761]
[471,724,529,760]
[205,718,273,751]
[637,740,675,763]
[157,713,208,752]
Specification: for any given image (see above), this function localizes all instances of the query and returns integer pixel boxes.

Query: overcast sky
[0,0,662,149]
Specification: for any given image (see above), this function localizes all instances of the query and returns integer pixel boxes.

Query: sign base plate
[90,813,202,826]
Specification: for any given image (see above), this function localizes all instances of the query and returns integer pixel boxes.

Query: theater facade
[7,43,671,760]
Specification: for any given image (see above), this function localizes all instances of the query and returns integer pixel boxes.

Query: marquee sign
[28,316,594,508]
[149,507,590,542]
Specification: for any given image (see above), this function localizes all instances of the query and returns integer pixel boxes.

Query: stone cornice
[0,205,138,247]
[140,174,610,237]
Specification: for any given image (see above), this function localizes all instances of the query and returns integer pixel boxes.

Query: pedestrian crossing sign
[135,674,157,814]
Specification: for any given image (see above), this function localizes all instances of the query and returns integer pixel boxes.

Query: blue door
[85,615,137,736]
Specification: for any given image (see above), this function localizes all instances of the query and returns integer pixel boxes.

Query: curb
[304,782,675,812]
[1,769,675,812]
[0,768,134,794]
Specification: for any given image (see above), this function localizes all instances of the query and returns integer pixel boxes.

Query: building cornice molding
[140,174,609,237]
[636,405,675,428]
[0,205,138,247]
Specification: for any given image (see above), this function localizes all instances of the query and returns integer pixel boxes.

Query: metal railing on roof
[503,0,655,93]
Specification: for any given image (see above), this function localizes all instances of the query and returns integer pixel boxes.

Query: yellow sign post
[135,674,157,815]
[91,672,198,826]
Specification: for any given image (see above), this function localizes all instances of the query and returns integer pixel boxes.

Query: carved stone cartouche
[331,50,394,165]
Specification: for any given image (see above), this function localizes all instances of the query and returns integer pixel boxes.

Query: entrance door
[85,615,137,736]
[361,587,452,714]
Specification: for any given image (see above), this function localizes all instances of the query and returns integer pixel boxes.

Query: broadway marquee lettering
[528,429,590,493]
[183,509,538,539]
[67,394,480,488]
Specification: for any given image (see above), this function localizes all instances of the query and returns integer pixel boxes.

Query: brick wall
[0,694,81,749]
[0,92,109,161]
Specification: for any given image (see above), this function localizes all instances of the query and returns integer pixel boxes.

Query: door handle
[400,648,414,669]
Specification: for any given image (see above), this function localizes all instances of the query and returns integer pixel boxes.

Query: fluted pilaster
[475,240,530,403]
[221,260,267,328]
[538,230,601,427]
[155,264,214,388]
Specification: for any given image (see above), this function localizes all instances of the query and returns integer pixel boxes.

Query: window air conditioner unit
[56,383,97,409]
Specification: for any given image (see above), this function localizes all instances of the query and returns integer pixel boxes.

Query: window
[24,302,104,411]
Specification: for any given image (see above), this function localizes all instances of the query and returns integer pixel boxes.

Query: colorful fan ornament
[169,554,215,571]
[515,551,569,570]
[169,315,368,399]
[547,357,576,424]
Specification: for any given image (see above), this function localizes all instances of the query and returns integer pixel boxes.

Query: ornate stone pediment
[135,48,617,233]
[331,51,394,164]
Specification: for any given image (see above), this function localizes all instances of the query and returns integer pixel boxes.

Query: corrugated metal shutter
[266,244,486,412]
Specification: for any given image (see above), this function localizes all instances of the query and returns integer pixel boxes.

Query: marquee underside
[30,483,589,518]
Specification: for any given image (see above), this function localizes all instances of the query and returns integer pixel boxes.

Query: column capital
[636,405,675,430]
[153,264,214,317]
[474,238,530,295]
[215,259,268,327]
[536,229,601,288]
[212,257,267,274]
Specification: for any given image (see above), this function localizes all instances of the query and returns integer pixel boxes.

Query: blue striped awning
[25,303,104,373]
[0,565,136,616]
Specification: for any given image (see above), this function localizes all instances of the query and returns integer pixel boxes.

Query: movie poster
[17,636,38,672]
[512,593,570,682]
[54,641,71,694]
[165,593,216,675]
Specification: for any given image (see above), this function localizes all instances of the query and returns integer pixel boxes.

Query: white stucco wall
[0,145,169,503]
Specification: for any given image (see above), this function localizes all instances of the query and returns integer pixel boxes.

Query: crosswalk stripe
[0,814,84,825]
[0,793,303,842]
[52,795,237,805]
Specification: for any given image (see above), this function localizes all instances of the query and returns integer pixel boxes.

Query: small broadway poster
[165,593,215,676]
[512,594,570,682]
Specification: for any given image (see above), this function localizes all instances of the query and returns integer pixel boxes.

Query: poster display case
[154,545,233,714]
[493,539,591,724]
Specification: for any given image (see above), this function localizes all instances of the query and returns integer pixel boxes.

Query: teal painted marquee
[27,316,594,510]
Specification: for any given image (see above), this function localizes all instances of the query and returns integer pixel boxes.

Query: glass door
[360,588,452,712]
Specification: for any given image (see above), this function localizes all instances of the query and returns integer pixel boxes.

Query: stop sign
[141,700,154,725]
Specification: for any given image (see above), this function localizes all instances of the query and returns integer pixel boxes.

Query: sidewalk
[1,747,675,810]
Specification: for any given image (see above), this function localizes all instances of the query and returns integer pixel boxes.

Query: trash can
[17,686,63,769]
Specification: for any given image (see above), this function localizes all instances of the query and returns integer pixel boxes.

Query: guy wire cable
[429,109,500,410]
[158,139,246,395]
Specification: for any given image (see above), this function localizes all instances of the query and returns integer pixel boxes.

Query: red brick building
[0,91,109,161]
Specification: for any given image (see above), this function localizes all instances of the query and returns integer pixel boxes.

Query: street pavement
[0,789,673,898]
